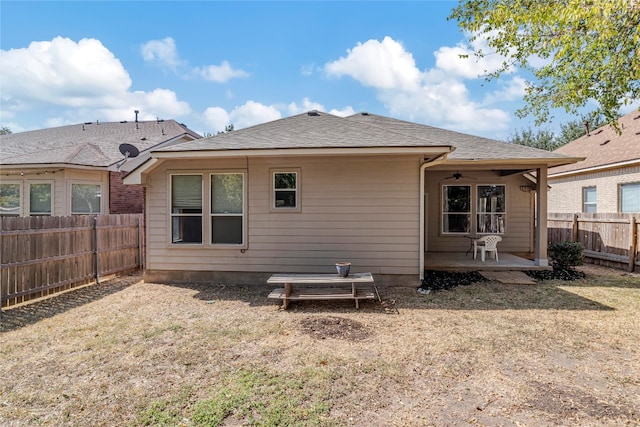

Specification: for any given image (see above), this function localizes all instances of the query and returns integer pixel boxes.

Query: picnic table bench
[267,272,378,309]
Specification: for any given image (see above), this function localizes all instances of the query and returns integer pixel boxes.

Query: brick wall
[109,171,144,214]
[548,165,640,213]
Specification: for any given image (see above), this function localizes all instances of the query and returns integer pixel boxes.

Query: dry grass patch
[1,265,639,426]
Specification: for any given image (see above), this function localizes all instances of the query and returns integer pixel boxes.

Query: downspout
[419,153,452,281]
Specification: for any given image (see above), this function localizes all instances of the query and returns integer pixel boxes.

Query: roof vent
[361,112,369,116]
[307,110,320,116]
[134,110,139,123]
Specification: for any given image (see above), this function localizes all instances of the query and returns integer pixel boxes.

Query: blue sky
[0,1,603,139]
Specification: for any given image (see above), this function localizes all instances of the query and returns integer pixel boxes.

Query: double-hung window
[477,185,505,234]
[0,182,21,216]
[211,173,244,245]
[620,183,640,213]
[29,183,52,216]
[272,170,299,210]
[582,187,597,213]
[0,181,53,216]
[171,174,203,244]
[442,185,471,233]
[71,183,102,214]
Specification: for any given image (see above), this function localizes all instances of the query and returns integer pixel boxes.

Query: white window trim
[441,183,507,235]
[210,171,247,247]
[270,168,301,212]
[619,182,640,213]
[582,186,597,213]
[27,180,54,216]
[69,181,104,215]
[169,173,204,245]
[476,184,506,235]
[0,180,23,216]
[441,184,471,235]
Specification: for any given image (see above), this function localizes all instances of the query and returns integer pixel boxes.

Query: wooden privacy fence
[548,213,639,272]
[1,214,144,308]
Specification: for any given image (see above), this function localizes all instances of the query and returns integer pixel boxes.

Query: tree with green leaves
[555,113,607,146]
[508,127,558,151]
[509,112,608,150]
[0,126,12,135]
[450,0,640,129]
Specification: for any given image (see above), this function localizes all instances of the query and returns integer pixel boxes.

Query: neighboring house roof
[549,110,640,176]
[0,120,202,170]
[153,111,579,166]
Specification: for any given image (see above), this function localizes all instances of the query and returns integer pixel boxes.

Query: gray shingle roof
[346,112,575,161]
[1,120,201,167]
[155,111,578,166]
[550,110,640,175]
[157,111,451,152]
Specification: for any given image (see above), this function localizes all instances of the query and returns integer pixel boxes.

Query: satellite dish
[119,143,140,158]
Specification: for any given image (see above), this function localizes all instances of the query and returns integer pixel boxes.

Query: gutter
[419,152,452,280]
[549,158,640,178]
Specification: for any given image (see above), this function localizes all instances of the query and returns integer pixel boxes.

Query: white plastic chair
[473,235,502,262]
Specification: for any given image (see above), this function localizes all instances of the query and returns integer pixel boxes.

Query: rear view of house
[125,111,581,284]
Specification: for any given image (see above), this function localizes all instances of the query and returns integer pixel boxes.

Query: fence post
[137,217,142,269]
[630,216,638,273]
[572,213,579,242]
[94,216,100,284]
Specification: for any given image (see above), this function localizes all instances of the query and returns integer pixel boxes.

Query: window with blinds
[171,174,203,244]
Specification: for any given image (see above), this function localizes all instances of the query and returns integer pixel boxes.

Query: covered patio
[425,252,552,272]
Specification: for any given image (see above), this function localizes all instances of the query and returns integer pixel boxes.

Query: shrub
[548,241,584,270]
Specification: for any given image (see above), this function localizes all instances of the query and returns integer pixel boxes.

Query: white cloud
[141,37,249,83]
[193,60,249,83]
[1,37,131,108]
[287,98,355,118]
[287,97,325,115]
[202,101,282,132]
[328,106,356,117]
[0,37,192,128]
[203,106,230,133]
[229,101,281,129]
[141,37,183,70]
[482,76,528,105]
[324,35,515,134]
[325,36,422,92]
[434,31,513,79]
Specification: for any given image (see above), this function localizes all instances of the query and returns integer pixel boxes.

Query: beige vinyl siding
[144,155,420,275]
[425,170,534,253]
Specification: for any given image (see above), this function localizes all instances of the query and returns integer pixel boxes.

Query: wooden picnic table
[267,272,378,309]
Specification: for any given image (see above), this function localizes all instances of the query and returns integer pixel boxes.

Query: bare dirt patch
[300,315,371,341]
[1,266,639,426]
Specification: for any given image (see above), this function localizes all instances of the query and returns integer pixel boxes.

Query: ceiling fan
[445,171,465,180]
